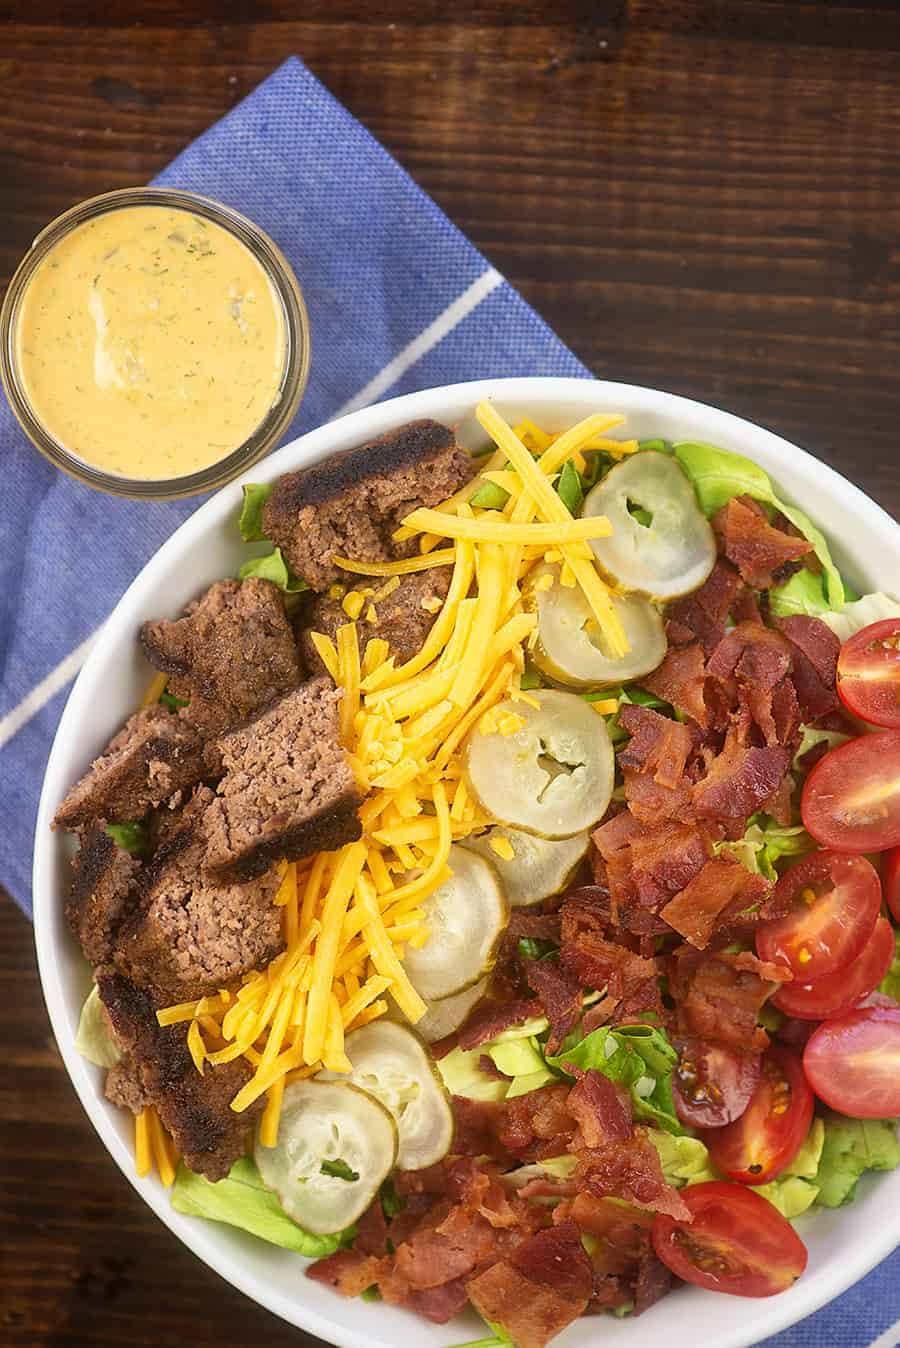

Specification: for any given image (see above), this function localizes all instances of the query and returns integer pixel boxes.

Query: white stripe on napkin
[0,629,99,751]
[332,266,504,419]
[866,1321,900,1348]
[0,267,504,753]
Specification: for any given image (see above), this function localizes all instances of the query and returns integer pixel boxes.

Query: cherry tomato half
[756,851,881,981]
[652,1181,808,1297]
[672,1038,761,1130]
[801,732,900,853]
[884,847,900,924]
[837,619,900,729]
[773,915,895,1020]
[701,1046,813,1185]
[804,1004,900,1117]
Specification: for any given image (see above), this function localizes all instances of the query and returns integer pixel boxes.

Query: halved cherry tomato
[801,731,900,853]
[672,1037,761,1129]
[773,915,895,1020]
[803,1004,900,1117]
[756,851,881,981]
[884,847,900,924]
[837,619,900,729]
[700,1046,813,1185]
[652,1181,808,1297]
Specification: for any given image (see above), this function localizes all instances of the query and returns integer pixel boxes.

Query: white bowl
[33,376,900,1348]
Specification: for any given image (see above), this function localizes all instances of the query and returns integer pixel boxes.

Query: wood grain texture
[1,2,898,1345]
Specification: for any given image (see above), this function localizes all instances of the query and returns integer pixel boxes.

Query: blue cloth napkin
[0,54,895,1348]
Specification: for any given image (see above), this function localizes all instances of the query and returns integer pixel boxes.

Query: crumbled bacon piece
[500,1084,576,1162]
[774,615,841,720]
[306,1249,382,1297]
[560,933,658,999]
[667,559,745,655]
[524,959,582,1055]
[467,1223,593,1348]
[659,856,770,950]
[576,1131,689,1219]
[692,733,790,821]
[566,1071,632,1147]
[457,998,537,1051]
[618,704,696,824]
[670,947,789,1051]
[643,640,710,726]
[451,1097,512,1164]
[713,495,813,588]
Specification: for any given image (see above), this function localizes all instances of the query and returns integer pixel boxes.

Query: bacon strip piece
[524,959,582,1055]
[667,559,745,655]
[692,735,790,821]
[457,998,537,1051]
[713,495,813,589]
[660,857,770,950]
[670,947,790,1052]
[566,1071,633,1146]
[643,641,710,726]
[466,1222,593,1348]
[774,615,841,720]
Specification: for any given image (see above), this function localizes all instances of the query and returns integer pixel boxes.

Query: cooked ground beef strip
[300,567,452,674]
[262,419,475,589]
[114,788,284,1000]
[53,705,205,831]
[204,677,362,882]
[66,826,142,966]
[140,577,301,743]
[97,971,260,1180]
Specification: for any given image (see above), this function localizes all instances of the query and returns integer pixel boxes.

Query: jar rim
[0,186,310,500]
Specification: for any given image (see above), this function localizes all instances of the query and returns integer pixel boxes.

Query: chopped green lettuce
[878,929,900,1003]
[814,1112,900,1208]
[450,1317,514,1348]
[488,1038,548,1080]
[105,821,150,857]
[673,441,845,608]
[379,1178,404,1220]
[238,482,274,542]
[647,1132,717,1187]
[437,1046,509,1102]
[547,1023,684,1135]
[769,568,831,619]
[718,817,814,881]
[470,480,510,510]
[556,459,584,515]
[238,547,308,593]
[820,591,900,643]
[159,688,189,711]
[171,1156,353,1255]
[74,984,121,1069]
[792,724,851,771]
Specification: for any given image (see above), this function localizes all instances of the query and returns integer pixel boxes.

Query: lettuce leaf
[547,1023,684,1135]
[717,817,814,880]
[470,480,510,510]
[74,984,121,1069]
[820,591,900,643]
[792,724,851,771]
[673,441,845,608]
[769,568,831,619]
[238,547,308,593]
[171,1156,353,1255]
[647,1132,717,1187]
[105,821,150,857]
[814,1112,900,1208]
[878,929,900,1003]
[556,459,584,515]
[238,482,274,542]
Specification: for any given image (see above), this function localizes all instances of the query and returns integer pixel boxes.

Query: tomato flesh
[803,1005,900,1118]
[672,1038,761,1129]
[701,1047,813,1185]
[884,847,900,924]
[756,851,881,981]
[652,1181,808,1297]
[773,915,895,1020]
[801,731,900,853]
[837,618,900,729]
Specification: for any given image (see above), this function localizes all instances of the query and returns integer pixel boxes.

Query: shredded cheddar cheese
[152,402,635,1150]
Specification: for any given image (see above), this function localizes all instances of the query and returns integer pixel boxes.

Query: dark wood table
[2,2,899,1344]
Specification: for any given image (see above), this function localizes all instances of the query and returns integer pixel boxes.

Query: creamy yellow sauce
[15,205,287,480]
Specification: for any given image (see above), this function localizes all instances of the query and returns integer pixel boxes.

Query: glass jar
[0,186,310,499]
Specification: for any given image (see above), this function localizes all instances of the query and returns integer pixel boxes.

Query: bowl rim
[32,374,900,1348]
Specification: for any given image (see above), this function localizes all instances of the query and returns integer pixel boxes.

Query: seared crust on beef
[104,1053,150,1116]
[301,568,452,674]
[261,420,474,589]
[204,678,362,882]
[114,788,283,1000]
[53,706,205,831]
[67,827,141,965]
[97,972,260,1180]
[140,578,301,743]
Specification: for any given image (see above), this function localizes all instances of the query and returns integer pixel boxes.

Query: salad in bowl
[42,382,900,1348]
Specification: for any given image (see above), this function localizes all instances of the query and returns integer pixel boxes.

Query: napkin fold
[0,54,895,1348]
